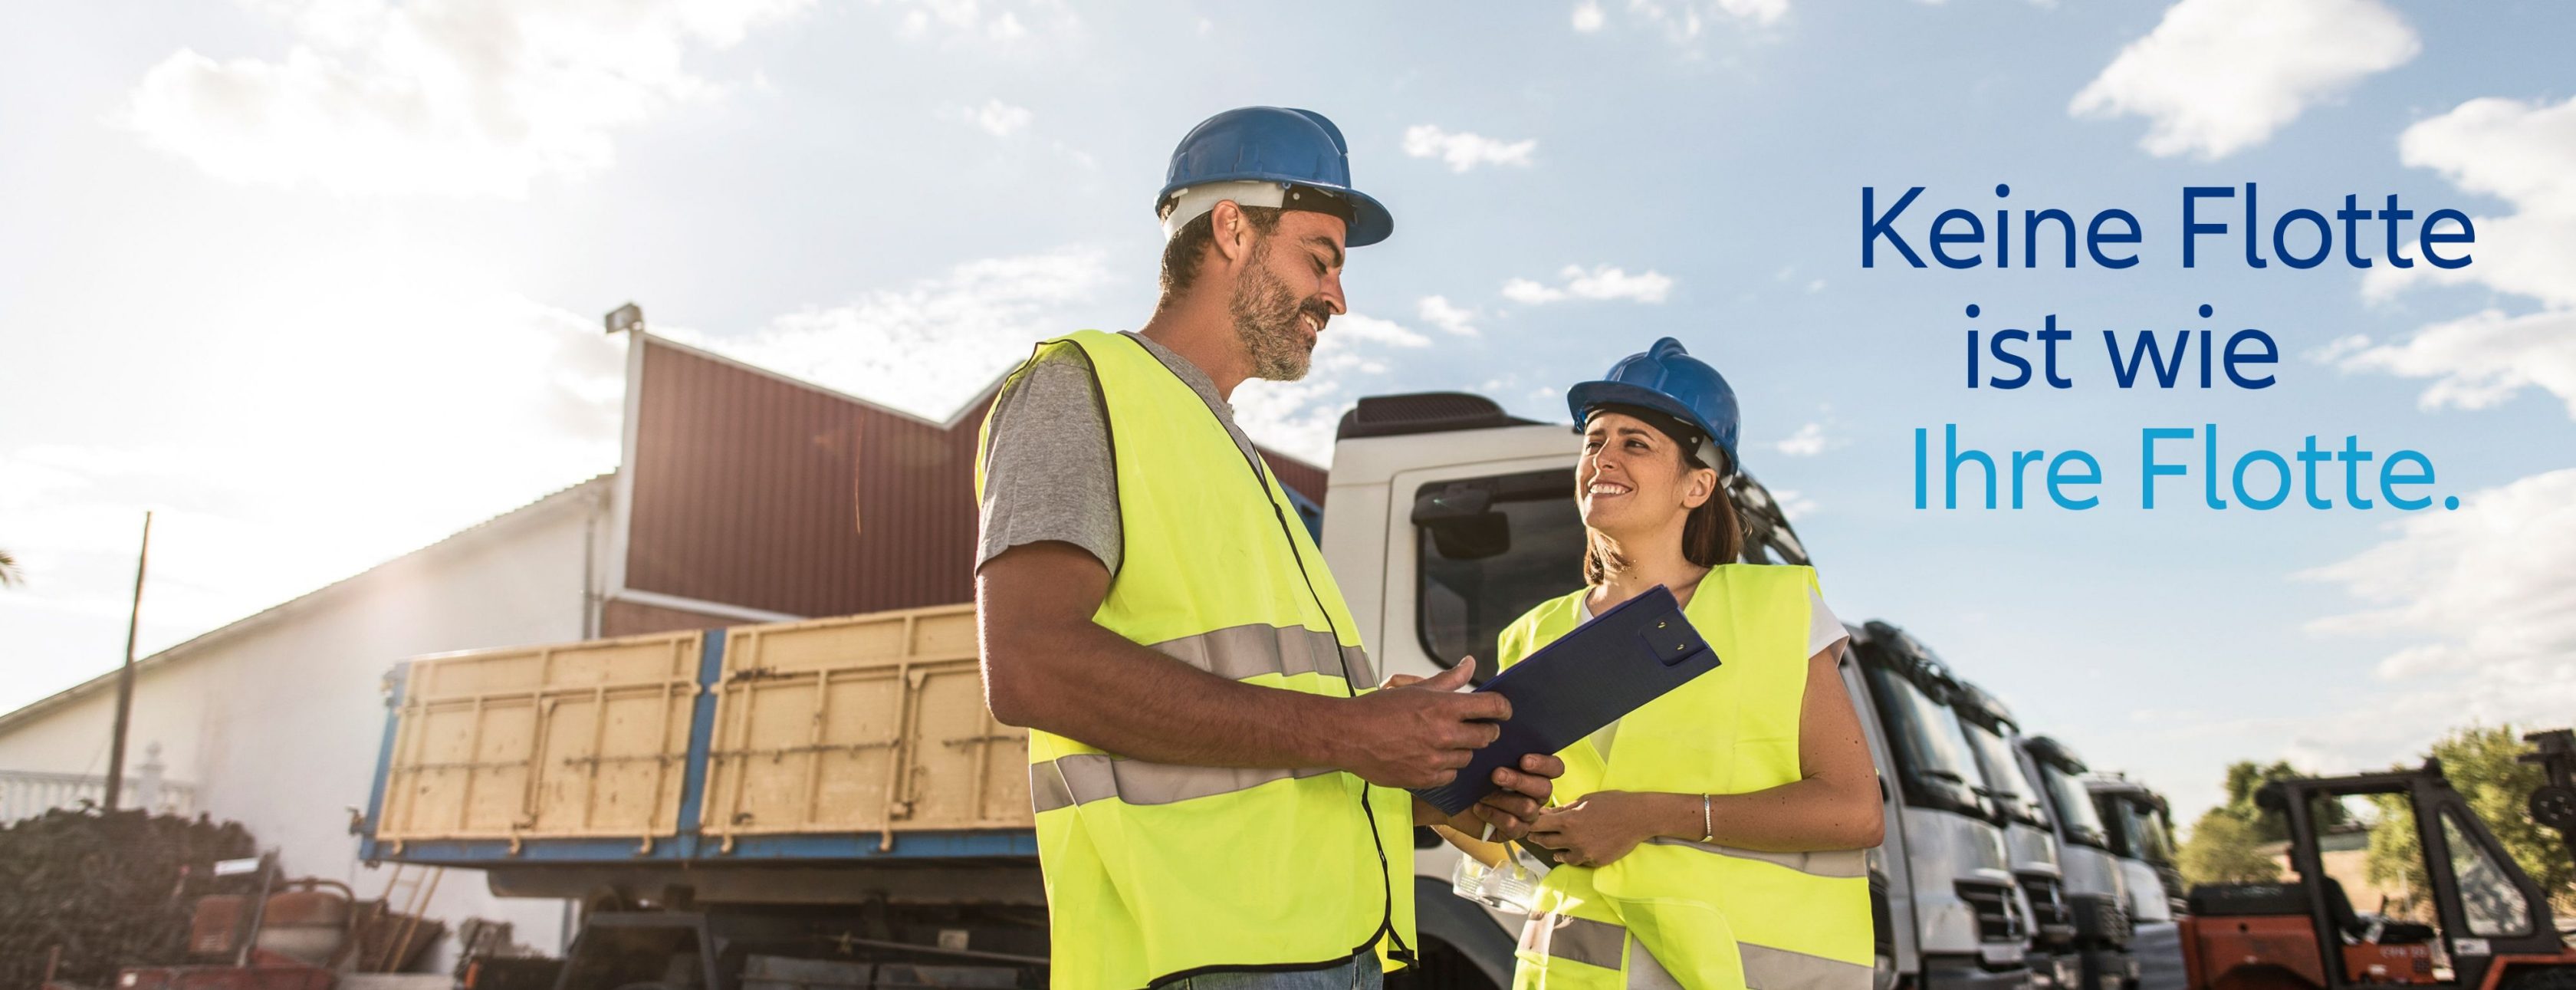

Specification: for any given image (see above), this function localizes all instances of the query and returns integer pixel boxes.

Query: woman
[1497,337,1883,990]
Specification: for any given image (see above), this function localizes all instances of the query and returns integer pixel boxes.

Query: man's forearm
[991,616,1348,769]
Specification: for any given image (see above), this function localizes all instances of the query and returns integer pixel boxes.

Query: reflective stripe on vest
[974,331,1414,989]
[1520,913,1625,970]
[1497,567,1874,990]
[1521,913,1875,990]
[1030,753,1342,812]
[1642,837,1870,879]
[1150,622,1378,686]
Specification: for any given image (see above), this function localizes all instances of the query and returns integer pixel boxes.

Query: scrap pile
[0,807,258,989]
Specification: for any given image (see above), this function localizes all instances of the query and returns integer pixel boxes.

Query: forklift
[2178,730,2576,990]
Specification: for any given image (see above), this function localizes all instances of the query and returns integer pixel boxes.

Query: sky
[3,0,2572,823]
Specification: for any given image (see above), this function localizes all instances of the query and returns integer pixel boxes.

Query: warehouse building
[0,327,1327,967]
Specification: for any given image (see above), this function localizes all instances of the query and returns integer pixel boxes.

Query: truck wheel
[583,886,633,916]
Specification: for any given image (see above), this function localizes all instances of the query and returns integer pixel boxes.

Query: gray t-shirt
[976,331,1264,574]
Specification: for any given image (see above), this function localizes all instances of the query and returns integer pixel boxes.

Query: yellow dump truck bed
[365,604,1033,861]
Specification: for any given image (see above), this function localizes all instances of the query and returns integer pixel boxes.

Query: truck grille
[1958,880,2027,943]
[2019,874,2076,942]
[2070,892,2133,945]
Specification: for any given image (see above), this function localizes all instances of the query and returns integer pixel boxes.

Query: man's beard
[1227,241,1328,382]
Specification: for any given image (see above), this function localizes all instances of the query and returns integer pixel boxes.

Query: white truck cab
[1844,621,2039,990]
[2088,776,2187,990]
[1954,680,2083,990]
[2022,735,2143,990]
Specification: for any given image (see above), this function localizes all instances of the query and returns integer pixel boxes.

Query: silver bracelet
[1700,793,1714,844]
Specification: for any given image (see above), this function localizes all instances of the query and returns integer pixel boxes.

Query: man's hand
[1414,752,1564,841]
[1526,791,1669,868]
[1326,660,1509,788]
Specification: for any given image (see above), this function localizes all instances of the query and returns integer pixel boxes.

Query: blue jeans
[1151,949,1382,990]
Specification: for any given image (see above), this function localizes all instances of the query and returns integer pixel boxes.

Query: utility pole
[103,511,151,811]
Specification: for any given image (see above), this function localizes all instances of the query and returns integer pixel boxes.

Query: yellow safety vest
[974,331,1416,989]
[1500,566,1872,990]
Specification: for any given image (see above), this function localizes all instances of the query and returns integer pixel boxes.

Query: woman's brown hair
[1581,440,1745,585]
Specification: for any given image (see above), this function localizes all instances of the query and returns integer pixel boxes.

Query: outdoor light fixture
[604,301,644,335]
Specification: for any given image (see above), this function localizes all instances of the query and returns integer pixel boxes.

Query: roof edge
[0,472,616,737]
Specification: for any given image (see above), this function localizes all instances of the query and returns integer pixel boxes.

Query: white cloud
[2300,469,2576,713]
[1505,264,1674,305]
[2364,95,2576,308]
[945,98,1034,137]
[1418,295,1482,337]
[2309,333,2373,364]
[1774,421,1839,457]
[1502,278,1566,305]
[1402,125,1537,173]
[2338,96,2576,420]
[1572,2,1607,32]
[671,247,1112,423]
[2068,0,2417,160]
[1769,488,1819,520]
[1324,314,1432,353]
[2335,308,2576,419]
[2288,94,2576,778]
[1605,0,1789,38]
[123,0,810,197]
[887,0,1069,43]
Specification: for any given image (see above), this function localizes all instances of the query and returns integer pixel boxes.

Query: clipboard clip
[1639,616,1712,668]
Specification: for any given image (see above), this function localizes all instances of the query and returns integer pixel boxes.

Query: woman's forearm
[1628,777,1881,853]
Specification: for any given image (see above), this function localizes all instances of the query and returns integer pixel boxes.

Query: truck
[2089,777,2188,990]
[2021,735,2142,990]
[1953,680,2083,990]
[356,390,2112,988]
[1842,621,2039,990]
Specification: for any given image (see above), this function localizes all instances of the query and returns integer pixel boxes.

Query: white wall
[0,479,612,967]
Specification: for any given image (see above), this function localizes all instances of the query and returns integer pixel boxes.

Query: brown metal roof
[619,335,1327,624]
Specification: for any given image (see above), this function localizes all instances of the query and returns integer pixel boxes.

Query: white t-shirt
[1576,587,1846,761]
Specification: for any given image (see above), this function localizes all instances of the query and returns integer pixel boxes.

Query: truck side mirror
[1412,485,1512,561]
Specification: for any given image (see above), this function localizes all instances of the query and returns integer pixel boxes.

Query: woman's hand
[1388,664,1566,840]
[1526,791,1672,868]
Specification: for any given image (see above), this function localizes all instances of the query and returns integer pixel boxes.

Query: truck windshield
[1962,719,2048,828]
[1417,469,1586,679]
[1862,663,1987,816]
[2109,797,2175,864]
[2040,762,2109,848]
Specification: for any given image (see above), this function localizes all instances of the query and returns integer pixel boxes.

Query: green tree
[2224,759,2349,842]
[2364,725,2575,912]
[2181,805,2282,886]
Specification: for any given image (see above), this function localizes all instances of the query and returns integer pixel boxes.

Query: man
[975,106,1561,989]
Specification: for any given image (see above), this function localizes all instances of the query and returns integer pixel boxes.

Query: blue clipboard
[1411,584,1721,817]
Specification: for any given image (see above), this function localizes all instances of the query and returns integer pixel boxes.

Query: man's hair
[1158,205,1284,302]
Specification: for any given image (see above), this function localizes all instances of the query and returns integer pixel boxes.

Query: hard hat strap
[1158,180,1356,239]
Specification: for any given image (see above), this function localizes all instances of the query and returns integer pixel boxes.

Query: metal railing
[0,744,199,823]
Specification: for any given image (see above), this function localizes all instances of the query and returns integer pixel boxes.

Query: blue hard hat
[1157,107,1393,247]
[1566,337,1742,474]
